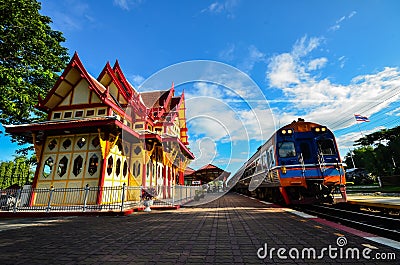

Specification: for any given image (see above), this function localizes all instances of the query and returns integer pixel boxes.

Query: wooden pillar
[29,140,45,206]
[142,162,147,187]
[168,167,171,198]
[163,165,167,199]
[178,170,184,185]
[97,133,109,205]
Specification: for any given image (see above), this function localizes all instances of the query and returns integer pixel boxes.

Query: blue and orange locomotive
[234,118,347,204]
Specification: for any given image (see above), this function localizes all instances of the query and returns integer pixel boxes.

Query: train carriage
[234,118,347,205]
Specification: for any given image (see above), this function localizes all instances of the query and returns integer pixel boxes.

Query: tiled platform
[0,192,399,264]
[347,193,400,209]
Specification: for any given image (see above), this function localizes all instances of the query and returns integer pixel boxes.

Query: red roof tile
[140,90,170,108]
[199,164,221,171]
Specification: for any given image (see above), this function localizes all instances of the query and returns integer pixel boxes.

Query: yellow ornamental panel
[65,67,80,84]
[91,92,101,103]
[47,182,67,206]
[32,183,52,206]
[109,83,119,102]
[65,181,84,205]
[58,91,72,107]
[72,79,91,105]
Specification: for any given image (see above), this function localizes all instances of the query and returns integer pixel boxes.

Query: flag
[354,114,370,122]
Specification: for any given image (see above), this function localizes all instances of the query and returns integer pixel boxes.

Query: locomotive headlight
[281,129,293,135]
[281,166,287,174]
[314,126,327,133]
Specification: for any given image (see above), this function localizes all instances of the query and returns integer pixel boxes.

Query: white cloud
[338,56,346,68]
[201,0,239,18]
[114,0,129,10]
[329,11,357,32]
[267,36,325,88]
[238,45,266,73]
[42,0,94,31]
[219,43,235,61]
[113,0,143,11]
[292,36,322,58]
[208,2,225,13]
[348,11,357,19]
[308,58,328,71]
[386,107,400,116]
[267,53,300,88]
[329,25,340,32]
[266,35,400,133]
[129,74,145,87]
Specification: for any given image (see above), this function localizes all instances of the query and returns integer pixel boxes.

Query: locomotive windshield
[317,139,336,155]
[299,142,312,160]
[278,142,296,158]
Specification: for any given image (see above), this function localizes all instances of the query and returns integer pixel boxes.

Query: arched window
[133,161,141,177]
[57,156,68,177]
[48,139,57,151]
[62,139,72,149]
[91,136,100,148]
[77,137,86,149]
[123,161,128,178]
[107,156,113,175]
[88,154,99,176]
[116,158,121,177]
[73,155,83,176]
[43,157,54,178]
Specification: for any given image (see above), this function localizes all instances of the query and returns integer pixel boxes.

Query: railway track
[294,204,400,242]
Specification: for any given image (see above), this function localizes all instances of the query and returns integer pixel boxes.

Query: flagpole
[354,114,369,138]
[355,121,365,138]
[348,148,356,169]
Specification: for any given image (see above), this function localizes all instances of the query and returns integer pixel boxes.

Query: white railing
[0,184,202,213]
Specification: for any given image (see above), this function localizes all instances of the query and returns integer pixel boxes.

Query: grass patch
[346,184,400,193]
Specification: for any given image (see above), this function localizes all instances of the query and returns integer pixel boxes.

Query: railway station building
[5,53,194,205]
[184,164,230,190]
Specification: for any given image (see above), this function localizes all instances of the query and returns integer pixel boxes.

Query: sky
[2,0,400,174]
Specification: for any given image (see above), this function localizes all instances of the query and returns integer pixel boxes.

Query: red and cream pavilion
[5,52,194,204]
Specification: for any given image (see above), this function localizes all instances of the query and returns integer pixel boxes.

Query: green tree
[0,162,8,187]
[348,125,400,176]
[0,0,69,137]
[0,156,35,189]
[344,146,376,172]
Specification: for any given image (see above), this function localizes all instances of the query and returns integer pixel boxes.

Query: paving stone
[0,192,399,264]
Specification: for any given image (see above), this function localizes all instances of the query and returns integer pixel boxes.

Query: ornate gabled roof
[37,52,122,113]
[113,60,138,98]
[184,166,195,176]
[170,96,182,110]
[140,90,171,108]
[97,61,133,103]
[199,164,222,171]
[22,53,193,158]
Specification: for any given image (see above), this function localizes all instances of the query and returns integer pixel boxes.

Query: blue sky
[2,0,400,174]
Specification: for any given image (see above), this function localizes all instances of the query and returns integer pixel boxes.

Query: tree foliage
[0,156,35,189]
[344,126,400,176]
[0,0,69,129]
